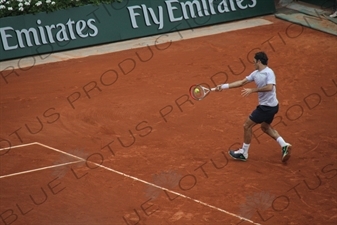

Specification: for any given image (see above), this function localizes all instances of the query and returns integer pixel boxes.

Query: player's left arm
[241,84,274,97]
[242,70,276,97]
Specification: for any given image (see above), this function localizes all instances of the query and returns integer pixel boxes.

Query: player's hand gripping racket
[189,83,219,101]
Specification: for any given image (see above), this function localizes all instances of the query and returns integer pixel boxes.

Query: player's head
[254,52,268,66]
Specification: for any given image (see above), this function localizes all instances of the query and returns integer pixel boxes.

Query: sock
[276,137,287,147]
[241,143,250,158]
[234,143,250,158]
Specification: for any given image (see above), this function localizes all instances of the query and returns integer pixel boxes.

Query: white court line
[0,142,84,161]
[0,160,83,179]
[36,142,261,225]
[0,142,38,151]
[35,142,86,161]
[0,142,85,178]
[1,142,260,224]
[95,163,261,225]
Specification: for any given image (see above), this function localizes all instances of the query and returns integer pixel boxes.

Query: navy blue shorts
[249,105,279,124]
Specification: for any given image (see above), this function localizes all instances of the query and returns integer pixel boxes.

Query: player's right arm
[229,78,251,88]
[216,78,251,91]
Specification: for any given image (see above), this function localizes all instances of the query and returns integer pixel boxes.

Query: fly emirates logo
[127,0,257,30]
[0,18,98,51]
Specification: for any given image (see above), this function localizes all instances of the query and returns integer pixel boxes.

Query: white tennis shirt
[246,67,279,107]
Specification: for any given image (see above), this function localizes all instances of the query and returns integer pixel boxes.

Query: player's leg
[228,117,257,161]
[260,122,280,140]
[228,107,259,161]
[243,117,257,144]
[261,106,291,162]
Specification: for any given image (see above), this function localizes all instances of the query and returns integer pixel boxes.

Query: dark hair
[254,52,268,65]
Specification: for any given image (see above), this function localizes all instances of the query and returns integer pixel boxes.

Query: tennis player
[216,52,291,162]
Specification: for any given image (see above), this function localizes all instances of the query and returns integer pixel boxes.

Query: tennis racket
[189,83,218,101]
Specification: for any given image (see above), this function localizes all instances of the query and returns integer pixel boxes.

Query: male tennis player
[216,52,291,162]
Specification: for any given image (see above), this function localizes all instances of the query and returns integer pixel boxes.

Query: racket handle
[211,88,217,91]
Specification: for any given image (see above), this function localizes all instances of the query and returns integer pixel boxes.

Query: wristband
[221,84,229,89]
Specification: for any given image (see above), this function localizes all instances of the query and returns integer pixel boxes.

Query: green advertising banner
[0,0,275,61]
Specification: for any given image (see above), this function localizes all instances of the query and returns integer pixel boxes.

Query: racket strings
[190,85,211,100]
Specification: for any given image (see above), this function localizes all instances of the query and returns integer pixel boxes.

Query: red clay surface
[0,15,336,225]
[0,144,80,176]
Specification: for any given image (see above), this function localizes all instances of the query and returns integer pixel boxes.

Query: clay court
[0,13,336,225]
